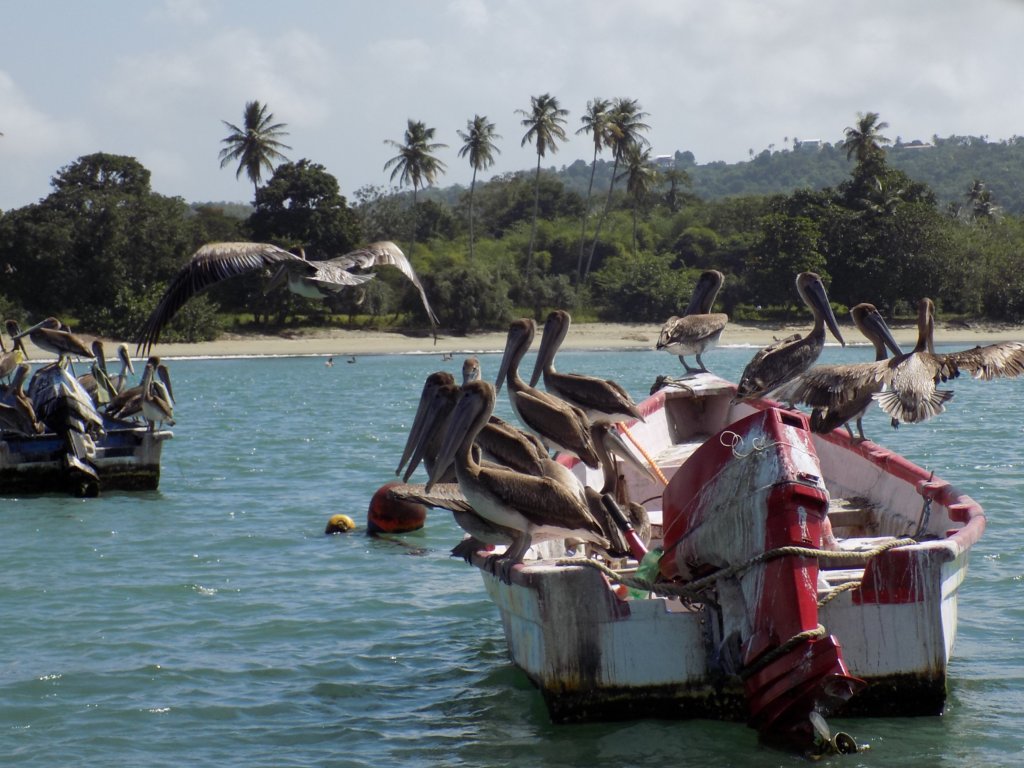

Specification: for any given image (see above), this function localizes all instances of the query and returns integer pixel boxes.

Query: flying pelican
[134,240,439,353]
[11,317,95,369]
[429,379,611,583]
[735,272,846,401]
[774,303,902,441]
[656,270,729,375]
[529,309,643,424]
[788,298,1024,427]
[495,318,600,468]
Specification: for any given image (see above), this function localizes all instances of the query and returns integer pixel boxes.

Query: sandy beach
[18,318,1017,360]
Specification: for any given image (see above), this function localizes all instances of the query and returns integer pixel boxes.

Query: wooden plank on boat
[827,496,878,533]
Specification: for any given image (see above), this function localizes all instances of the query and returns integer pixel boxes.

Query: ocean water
[1,343,1023,768]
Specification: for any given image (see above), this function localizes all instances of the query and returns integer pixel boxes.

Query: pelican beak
[11,318,49,341]
[428,385,484,493]
[808,278,845,347]
[864,308,903,357]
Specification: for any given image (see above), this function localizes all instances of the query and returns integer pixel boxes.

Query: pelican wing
[387,482,474,515]
[774,360,890,409]
[476,464,605,538]
[513,388,599,467]
[657,313,728,349]
[939,341,1024,381]
[136,242,302,353]
[327,241,439,327]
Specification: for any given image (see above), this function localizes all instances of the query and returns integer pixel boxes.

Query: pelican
[78,340,118,405]
[11,317,95,368]
[395,371,459,483]
[495,318,600,468]
[735,272,846,401]
[0,326,26,382]
[778,298,1024,428]
[429,379,611,583]
[657,270,729,375]
[462,356,481,384]
[107,357,174,421]
[529,309,643,424]
[774,303,902,441]
[134,240,439,353]
[140,360,175,430]
[0,363,43,434]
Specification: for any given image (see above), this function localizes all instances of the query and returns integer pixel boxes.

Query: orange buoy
[366,481,427,534]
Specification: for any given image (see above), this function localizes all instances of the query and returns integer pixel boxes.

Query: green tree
[575,97,611,282]
[218,100,291,197]
[584,97,650,282]
[842,111,890,165]
[384,119,448,208]
[516,93,569,282]
[617,143,659,257]
[457,115,501,261]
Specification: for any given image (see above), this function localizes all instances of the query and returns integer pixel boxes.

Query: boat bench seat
[827,496,878,535]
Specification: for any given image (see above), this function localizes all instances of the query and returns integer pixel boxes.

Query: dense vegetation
[2,106,1023,344]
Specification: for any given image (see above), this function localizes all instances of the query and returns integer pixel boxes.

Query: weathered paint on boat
[469,372,983,742]
[0,425,172,495]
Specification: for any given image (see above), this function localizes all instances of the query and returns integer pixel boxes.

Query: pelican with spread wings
[135,240,439,353]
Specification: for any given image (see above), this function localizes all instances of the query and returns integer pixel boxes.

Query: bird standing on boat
[0,363,43,434]
[495,318,600,468]
[0,325,26,383]
[529,309,643,424]
[785,298,1024,427]
[735,272,846,401]
[657,270,729,375]
[134,240,439,353]
[106,356,174,422]
[139,360,175,430]
[11,317,95,369]
[774,303,902,441]
[429,379,611,583]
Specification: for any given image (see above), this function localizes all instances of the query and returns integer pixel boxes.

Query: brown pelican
[462,356,481,384]
[107,356,174,421]
[774,303,902,441]
[429,379,611,583]
[529,309,643,424]
[140,360,175,430]
[395,371,460,483]
[78,340,118,405]
[12,317,95,368]
[0,363,43,434]
[134,240,439,353]
[656,270,729,375]
[0,326,26,382]
[495,318,600,468]
[735,272,846,401]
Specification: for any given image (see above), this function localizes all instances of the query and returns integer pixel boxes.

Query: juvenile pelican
[775,303,902,441]
[495,318,600,468]
[106,357,174,421]
[657,270,729,375]
[529,309,643,424]
[135,240,439,353]
[735,272,846,401]
[430,379,610,583]
[0,363,43,434]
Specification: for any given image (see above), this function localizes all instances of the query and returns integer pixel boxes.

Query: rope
[739,624,828,681]
[618,422,669,486]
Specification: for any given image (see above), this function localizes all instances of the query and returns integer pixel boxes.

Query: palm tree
[842,111,891,164]
[583,97,650,283]
[617,144,658,256]
[516,93,569,282]
[575,97,611,283]
[218,100,291,196]
[384,120,448,243]
[457,115,501,261]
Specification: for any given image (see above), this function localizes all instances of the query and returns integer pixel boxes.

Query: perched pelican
[0,363,43,434]
[794,298,1024,427]
[135,240,439,353]
[775,303,902,441]
[107,357,174,421]
[735,272,846,401]
[429,379,610,583]
[78,340,119,405]
[656,270,729,375]
[12,317,94,368]
[395,371,460,483]
[462,356,481,384]
[140,360,175,430]
[0,326,26,382]
[495,318,600,468]
[529,309,643,424]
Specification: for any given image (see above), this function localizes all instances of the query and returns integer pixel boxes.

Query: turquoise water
[1,344,1022,767]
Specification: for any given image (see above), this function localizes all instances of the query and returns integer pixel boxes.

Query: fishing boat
[462,372,983,754]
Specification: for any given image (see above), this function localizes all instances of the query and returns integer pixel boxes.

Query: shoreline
[16,319,1021,361]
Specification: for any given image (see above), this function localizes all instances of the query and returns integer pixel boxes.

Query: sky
[3,0,1024,211]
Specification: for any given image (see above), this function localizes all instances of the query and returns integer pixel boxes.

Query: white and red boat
[468,372,983,753]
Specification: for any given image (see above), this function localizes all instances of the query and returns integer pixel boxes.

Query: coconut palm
[575,97,611,283]
[457,115,501,261]
[583,98,650,282]
[218,101,291,196]
[842,111,891,164]
[617,144,658,256]
[516,93,569,282]
[384,120,448,245]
